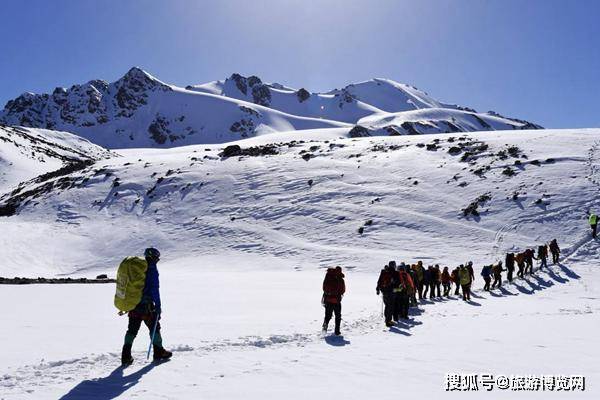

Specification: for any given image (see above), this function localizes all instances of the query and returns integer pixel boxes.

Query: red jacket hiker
[322,266,345,335]
[323,267,346,304]
[376,267,395,295]
[441,269,451,284]
[399,270,414,291]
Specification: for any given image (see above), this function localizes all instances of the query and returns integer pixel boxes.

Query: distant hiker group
[321,239,564,333]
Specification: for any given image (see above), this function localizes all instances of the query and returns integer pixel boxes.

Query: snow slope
[0,69,541,148]
[1,128,599,399]
[0,125,112,196]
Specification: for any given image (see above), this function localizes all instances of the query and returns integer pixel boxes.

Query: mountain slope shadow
[59,363,157,400]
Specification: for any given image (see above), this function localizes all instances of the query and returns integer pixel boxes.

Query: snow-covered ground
[1,127,599,399]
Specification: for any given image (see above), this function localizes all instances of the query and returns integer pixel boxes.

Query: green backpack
[114,257,148,312]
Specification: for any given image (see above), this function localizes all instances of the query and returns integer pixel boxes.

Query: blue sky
[1,0,598,128]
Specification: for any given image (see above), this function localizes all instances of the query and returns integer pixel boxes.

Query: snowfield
[1,127,599,399]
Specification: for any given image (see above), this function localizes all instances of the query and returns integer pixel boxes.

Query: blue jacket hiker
[121,248,172,365]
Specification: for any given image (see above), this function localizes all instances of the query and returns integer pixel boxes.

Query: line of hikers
[321,239,562,332]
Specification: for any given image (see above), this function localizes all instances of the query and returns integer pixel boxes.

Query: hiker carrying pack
[441,267,451,297]
[377,264,396,327]
[451,267,460,295]
[481,265,492,291]
[515,252,526,278]
[393,266,415,320]
[323,266,346,335]
[537,245,548,269]
[505,253,515,282]
[549,239,560,264]
[413,261,425,300]
[589,212,598,239]
[491,261,504,289]
[524,248,535,274]
[458,265,472,301]
[117,248,172,365]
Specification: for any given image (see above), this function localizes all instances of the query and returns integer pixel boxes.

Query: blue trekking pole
[146,312,160,360]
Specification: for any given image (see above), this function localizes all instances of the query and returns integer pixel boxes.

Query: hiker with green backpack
[589,211,598,239]
[115,247,172,365]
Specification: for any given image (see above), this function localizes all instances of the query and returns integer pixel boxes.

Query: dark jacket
[142,261,161,311]
[377,268,395,294]
[481,265,492,278]
[323,268,346,304]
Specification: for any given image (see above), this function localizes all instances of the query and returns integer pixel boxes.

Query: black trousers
[382,292,395,323]
[539,257,547,269]
[592,224,597,238]
[517,263,524,278]
[483,277,491,291]
[551,251,559,264]
[507,267,514,282]
[393,292,409,320]
[454,281,460,295]
[461,284,471,301]
[125,311,161,346]
[443,283,451,296]
[492,275,502,288]
[324,302,342,333]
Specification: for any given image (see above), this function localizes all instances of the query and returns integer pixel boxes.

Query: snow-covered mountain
[0,69,542,148]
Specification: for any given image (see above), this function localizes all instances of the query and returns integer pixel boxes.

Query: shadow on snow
[59,362,161,400]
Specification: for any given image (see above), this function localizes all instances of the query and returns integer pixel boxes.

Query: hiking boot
[334,329,341,336]
[121,344,133,365]
[153,345,172,361]
[322,323,328,332]
[385,320,394,327]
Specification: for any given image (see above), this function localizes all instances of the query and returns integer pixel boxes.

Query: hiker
[458,264,472,301]
[406,263,418,306]
[451,267,461,295]
[120,248,172,365]
[433,264,442,297]
[515,252,526,278]
[441,267,451,296]
[376,264,396,327]
[481,265,492,291]
[413,261,425,300]
[394,265,415,320]
[322,266,345,335]
[422,264,431,299]
[426,265,436,299]
[466,261,475,283]
[524,248,535,275]
[505,252,515,282]
[537,244,548,270]
[590,212,598,239]
[491,261,504,289]
[549,239,560,264]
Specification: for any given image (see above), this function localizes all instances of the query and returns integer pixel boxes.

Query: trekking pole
[147,312,160,360]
